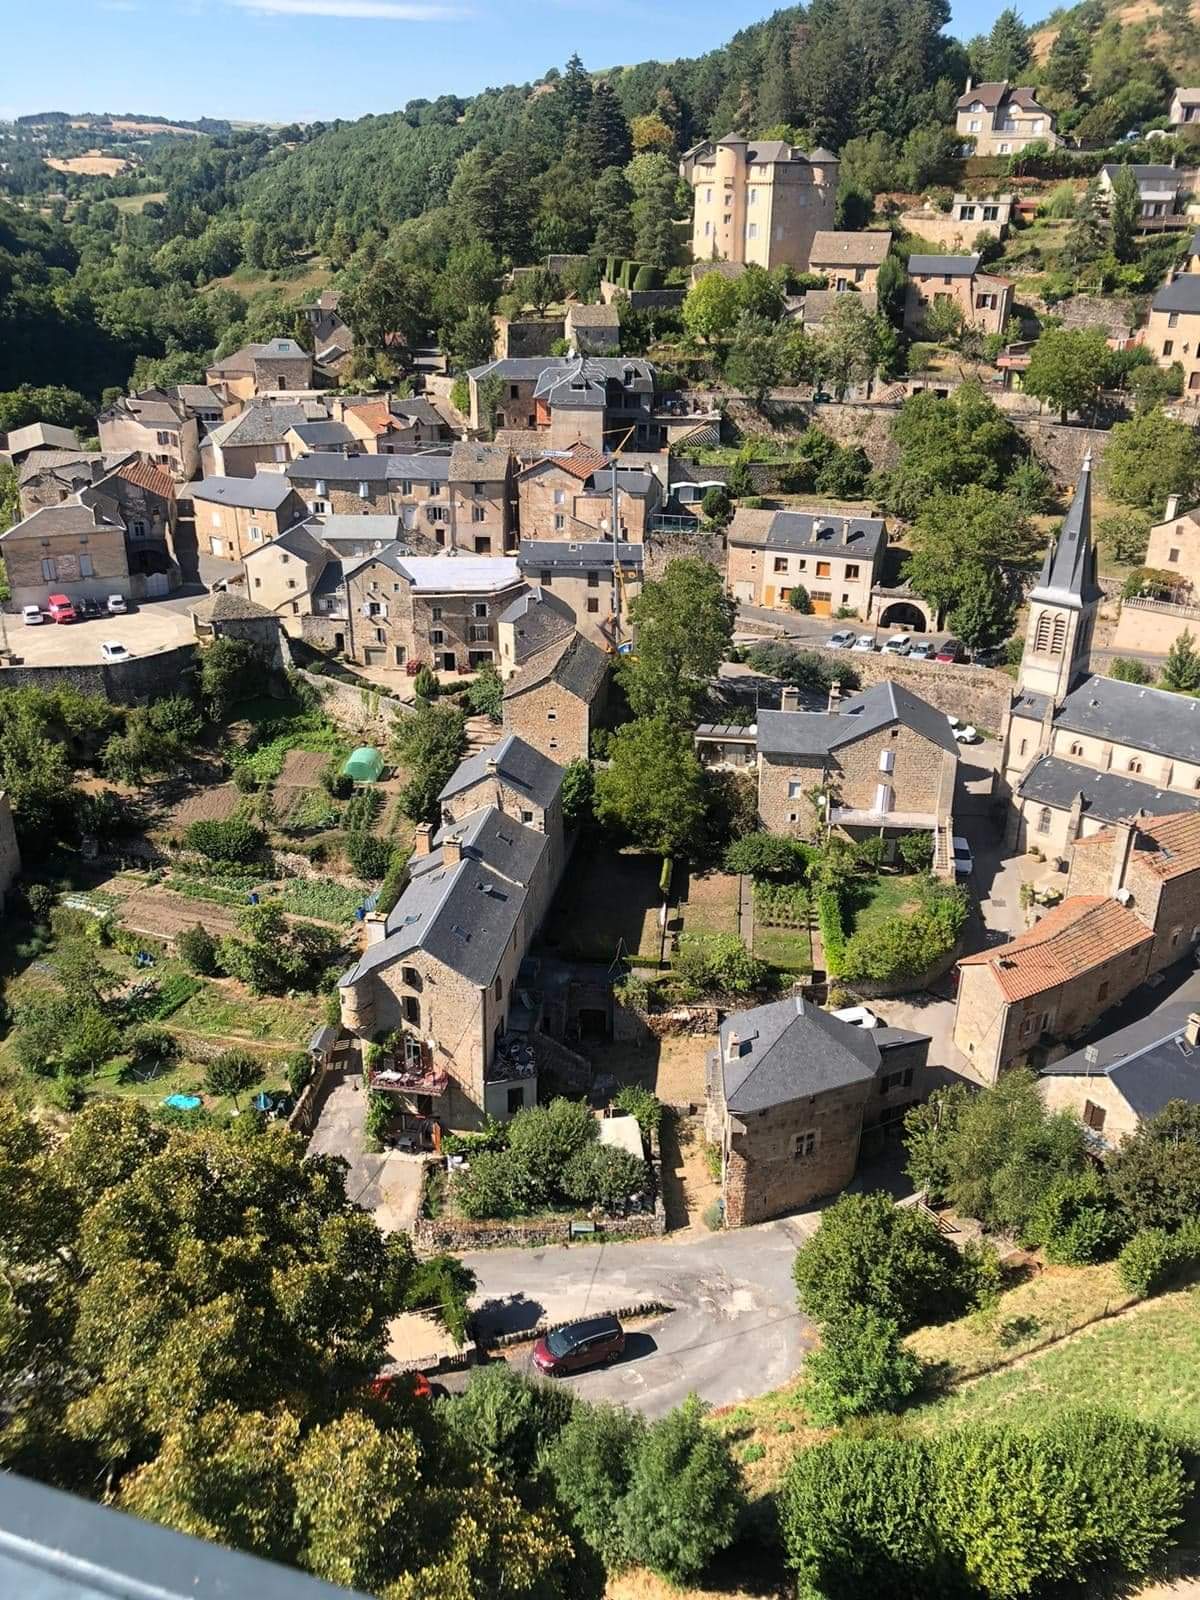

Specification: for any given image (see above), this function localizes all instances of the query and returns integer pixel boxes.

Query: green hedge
[817,890,847,979]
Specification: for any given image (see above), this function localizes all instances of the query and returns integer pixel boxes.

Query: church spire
[1030,452,1101,611]
[1016,454,1101,703]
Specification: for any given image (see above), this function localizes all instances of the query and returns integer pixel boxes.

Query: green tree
[218,902,338,997]
[594,717,707,858]
[947,560,1015,652]
[547,1403,645,1569]
[1063,180,1107,270]
[444,1363,577,1478]
[1023,328,1114,423]
[724,313,785,406]
[674,933,769,996]
[1109,1100,1200,1230]
[521,266,561,316]
[177,923,219,976]
[1110,163,1141,264]
[1160,629,1200,693]
[811,294,891,398]
[442,303,494,369]
[1024,1168,1124,1265]
[591,166,636,256]
[391,700,466,823]
[576,80,632,173]
[885,383,1023,518]
[974,6,1031,80]
[620,557,734,724]
[199,636,261,722]
[875,252,907,326]
[1109,656,1154,684]
[560,756,595,828]
[1097,509,1151,566]
[340,256,432,353]
[620,1396,743,1582]
[1104,408,1200,514]
[681,272,741,344]
[466,662,503,723]
[803,1307,924,1424]
[904,485,1034,622]
[203,1049,265,1110]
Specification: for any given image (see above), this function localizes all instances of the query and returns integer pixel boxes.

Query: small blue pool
[163,1094,201,1111]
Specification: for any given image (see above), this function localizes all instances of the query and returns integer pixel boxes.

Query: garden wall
[837,941,962,1000]
[0,643,198,704]
[643,528,726,580]
[293,668,411,735]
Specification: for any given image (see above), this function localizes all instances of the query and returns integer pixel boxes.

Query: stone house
[1098,164,1183,220]
[516,538,643,649]
[98,393,199,482]
[565,302,621,353]
[294,513,406,562]
[493,317,564,360]
[749,680,959,863]
[0,501,130,609]
[1143,273,1200,396]
[310,549,524,673]
[802,290,878,332]
[203,401,321,478]
[173,383,236,427]
[497,585,576,677]
[205,338,313,402]
[0,423,81,465]
[189,591,289,674]
[466,356,657,451]
[191,476,305,563]
[283,420,357,460]
[17,450,135,517]
[954,80,1059,156]
[1110,491,1200,659]
[501,629,609,764]
[706,996,931,1227]
[447,441,515,556]
[332,394,446,452]
[242,521,333,621]
[679,136,838,273]
[808,231,892,292]
[83,459,179,586]
[338,777,561,1132]
[440,734,566,886]
[898,195,1014,250]
[726,507,886,618]
[1170,88,1200,127]
[517,448,661,544]
[904,254,1013,337]
[1040,1006,1200,1148]
[285,449,511,551]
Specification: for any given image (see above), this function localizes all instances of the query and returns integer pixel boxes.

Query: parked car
[46,594,77,624]
[827,629,856,650]
[909,639,934,660]
[954,724,980,744]
[935,637,967,664]
[851,634,877,653]
[367,1370,447,1403]
[532,1315,625,1376]
[953,836,974,876]
[882,633,912,656]
[106,594,127,614]
[100,641,131,663]
[832,1004,880,1028]
[20,605,44,626]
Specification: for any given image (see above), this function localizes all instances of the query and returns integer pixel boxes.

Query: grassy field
[846,872,924,934]
[112,191,166,213]
[677,871,740,941]
[751,923,812,972]
[207,256,332,301]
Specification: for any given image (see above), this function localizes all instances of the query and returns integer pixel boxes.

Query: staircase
[464,714,501,754]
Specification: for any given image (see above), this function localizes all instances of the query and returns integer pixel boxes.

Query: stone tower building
[1015,454,1101,704]
[679,135,838,274]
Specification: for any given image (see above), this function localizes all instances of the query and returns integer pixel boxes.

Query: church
[1002,454,1200,861]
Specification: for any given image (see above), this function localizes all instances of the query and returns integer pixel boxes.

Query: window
[791,1131,817,1159]
[787,780,805,799]
[1128,758,1143,774]
[473,602,488,618]
[540,570,552,585]
[1020,738,1028,756]
[507,1086,525,1115]
[554,514,565,531]
[983,205,998,221]
[402,966,419,988]
[1069,741,1084,756]
[1169,312,1180,329]
[132,519,147,538]
[723,214,732,226]
[521,809,534,823]
[402,996,420,1026]
[881,1066,914,1094]
[1037,806,1052,834]
[773,556,788,573]
[587,570,599,588]
[253,576,262,588]
[400,479,412,495]
[313,500,329,515]
[976,293,997,310]
[816,561,831,578]
[1098,981,1110,1003]
[747,223,758,240]
[430,629,444,646]
[471,506,486,523]
[41,556,57,580]
[469,624,489,642]
[874,783,893,814]
[427,507,447,524]
[586,596,600,613]
[553,488,566,506]
[705,187,712,203]
[1164,341,1175,357]
[1083,1099,1106,1132]
[703,220,712,237]
[879,748,895,773]
[547,708,557,722]
[749,188,758,205]
[968,118,981,131]
[1170,547,1181,563]
[211,511,221,527]
[846,563,859,579]
[155,430,174,446]
[249,525,262,543]
[430,606,442,621]
[79,554,93,578]
[509,384,519,400]
[474,537,491,554]
[998,142,1010,154]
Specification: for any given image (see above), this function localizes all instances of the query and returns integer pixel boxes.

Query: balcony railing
[369,1058,449,1097]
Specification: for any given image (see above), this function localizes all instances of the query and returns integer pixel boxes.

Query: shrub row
[817,889,847,978]
[1117,1218,1200,1296]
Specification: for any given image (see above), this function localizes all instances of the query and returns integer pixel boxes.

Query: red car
[532,1315,625,1376]
[934,637,966,664]
[46,594,78,624]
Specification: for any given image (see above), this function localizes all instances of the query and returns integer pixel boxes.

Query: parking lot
[1,595,199,667]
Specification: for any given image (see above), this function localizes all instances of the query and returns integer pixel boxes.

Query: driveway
[2,595,199,667]
[463,1219,818,1418]
[307,1068,425,1234]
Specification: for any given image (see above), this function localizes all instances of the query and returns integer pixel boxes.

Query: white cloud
[229,0,465,15]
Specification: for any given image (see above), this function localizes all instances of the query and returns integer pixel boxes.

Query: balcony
[369,1047,449,1097]
[829,806,938,830]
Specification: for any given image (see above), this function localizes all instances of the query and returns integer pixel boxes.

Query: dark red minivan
[532,1315,625,1376]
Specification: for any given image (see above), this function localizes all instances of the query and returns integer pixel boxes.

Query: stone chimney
[725,1030,740,1063]
[828,679,843,712]
[443,834,463,865]
[1165,493,1181,522]
[1109,811,1142,899]
[1186,1013,1200,1048]
[780,685,801,712]
[413,822,433,857]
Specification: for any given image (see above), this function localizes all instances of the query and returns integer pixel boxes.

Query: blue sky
[1,0,1018,125]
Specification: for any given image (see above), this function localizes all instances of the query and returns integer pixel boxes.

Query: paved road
[462,1220,819,1418]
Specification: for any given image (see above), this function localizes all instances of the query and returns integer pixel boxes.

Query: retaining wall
[0,642,198,703]
[293,668,411,735]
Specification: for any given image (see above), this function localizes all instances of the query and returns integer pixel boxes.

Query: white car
[832,1004,881,1029]
[107,594,128,614]
[851,634,877,653]
[954,723,980,744]
[953,836,974,876]
[882,634,912,656]
[21,605,44,625]
[827,629,856,650]
[909,639,934,660]
[100,641,131,663]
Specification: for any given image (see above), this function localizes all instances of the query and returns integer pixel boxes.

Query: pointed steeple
[1030,453,1102,611]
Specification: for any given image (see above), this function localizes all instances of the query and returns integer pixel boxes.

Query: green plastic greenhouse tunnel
[341,746,384,783]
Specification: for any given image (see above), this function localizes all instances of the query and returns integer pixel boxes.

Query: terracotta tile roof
[114,459,176,500]
[343,400,392,435]
[1074,811,1200,882]
[958,896,1152,1002]
[522,440,607,481]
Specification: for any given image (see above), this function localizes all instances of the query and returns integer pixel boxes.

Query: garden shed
[342,746,384,784]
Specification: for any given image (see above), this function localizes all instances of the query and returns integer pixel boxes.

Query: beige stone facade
[1143,276,1200,396]
[808,231,891,292]
[517,455,659,544]
[955,81,1058,157]
[904,255,1013,336]
[335,553,525,674]
[517,541,643,649]
[191,480,306,563]
[899,195,1014,250]
[726,506,885,617]
[97,396,199,482]
[0,501,130,609]
[501,631,609,764]
[680,136,838,273]
[243,524,330,619]
[205,339,313,402]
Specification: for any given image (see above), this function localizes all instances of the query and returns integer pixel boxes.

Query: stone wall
[0,642,198,704]
[643,528,726,580]
[792,643,1013,734]
[726,1079,867,1227]
[293,667,411,736]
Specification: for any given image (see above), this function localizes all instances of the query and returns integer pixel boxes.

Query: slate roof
[503,630,608,703]
[191,591,276,622]
[1030,452,1101,609]
[1151,274,1200,315]
[1043,1000,1200,1119]
[1100,163,1180,186]
[803,289,878,324]
[718,995,890,1114]
[210,337,309,372]
[467,355,655,399]
[518,539,644,573]
[286,451,451,484]
[174,383,225,410]
[288,420,355,449]
[301,513,404,544]
[959,896,1153,1002]
[809,230,892,265]
[581,468,654,498]
[243,522,328,566]
[1055,674,1200,765]
[728,506,885,558]
[110,395,185,427]
[410,805,548,890]
[191,475,297,512]
[213,401,310,448]
[1018,755,1200,823]
[448,441,511,482]
[955,81,1046,111]
[567,302,620,326]
[907,254,981,277]
[756,680,958,759]
[439,733,563,810]
[0,502,121,543]
[2,422,81,456]
[499,585,576,661]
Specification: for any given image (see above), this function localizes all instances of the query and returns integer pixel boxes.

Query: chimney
[965,75,972,92]
[780,685,801,712]
[828,678,842,711]
[1186,1013,1200,1048]
[1109,809,1143,898]
[414,822,433,857]
[725,1030,740,1063]
[443,834,463,865]
[1165,493,1181,522]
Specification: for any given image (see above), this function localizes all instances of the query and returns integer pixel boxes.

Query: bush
[793,1192,975,1333]
[505,1097,596,1200]
[1107,1100,1200,1231]
[839,878,967,985]
[674,933,769,996]
[1024,1168,1124,1265]
[176,922,218,975]
[562,1143,648,1209]
[817,889,847,977]
[1109,657,1154,684]
[123,1025,181,1080]
[546,1403,646,1570]
[412,665,439,701]
[1117,1228,1189,1297]
[453,1149,526,1218]
[788,583,812,613]
[375,848,411,916]
[803,1308,924,1425]
[445,1365,577,1479]
[612,1084,663,1137]
[346,831,392,878]
[619,1396,744,1583]
[701,486,731,524]
[286,1050,313,1096]
[723,831,812,881]
[183,818,265,864]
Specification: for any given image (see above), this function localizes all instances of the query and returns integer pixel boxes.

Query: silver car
[827,629,856,650]
[851,634,877,652]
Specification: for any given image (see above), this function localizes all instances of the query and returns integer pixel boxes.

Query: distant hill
[13,110,231,137]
